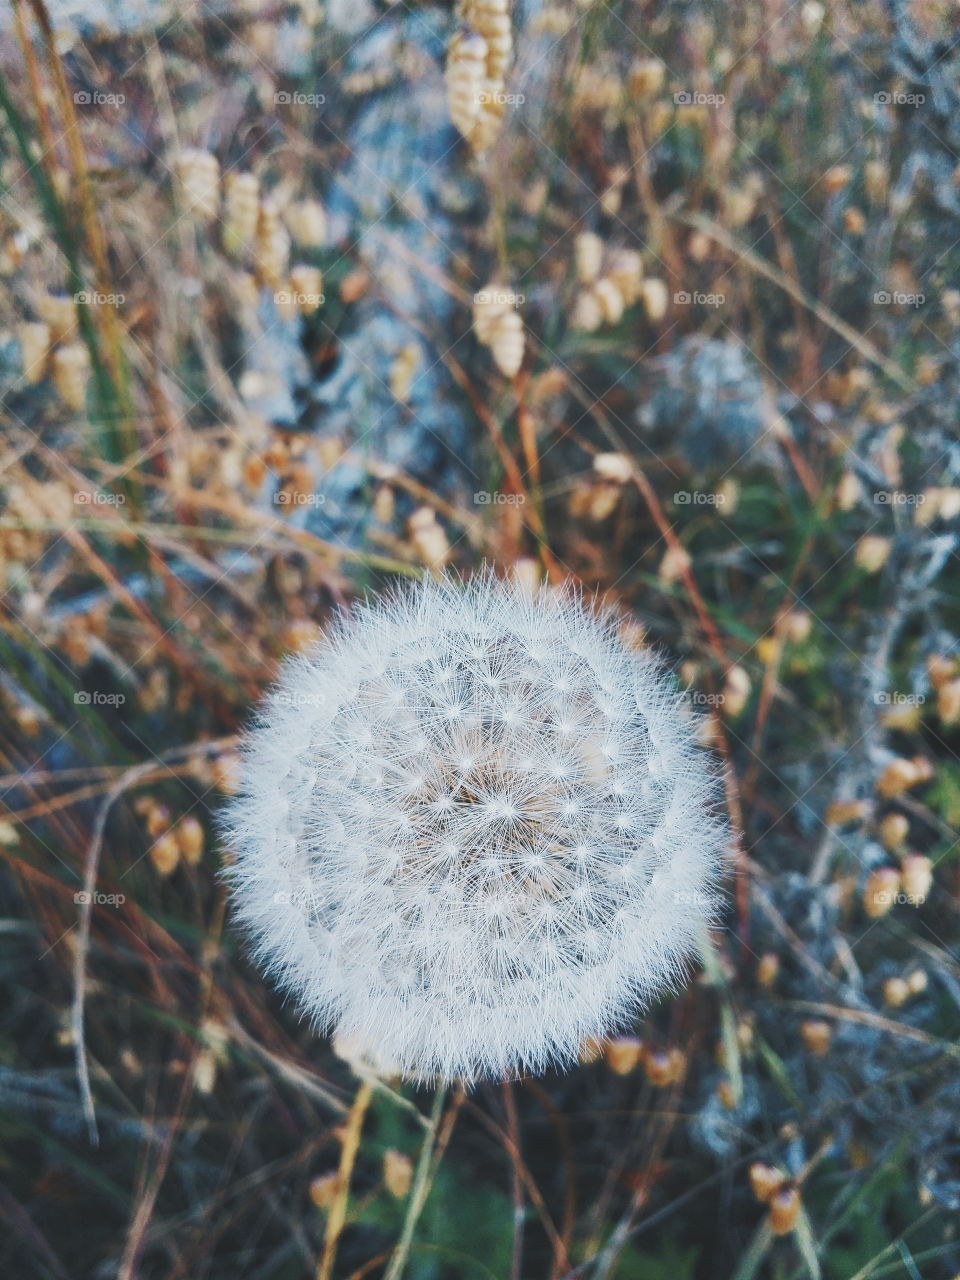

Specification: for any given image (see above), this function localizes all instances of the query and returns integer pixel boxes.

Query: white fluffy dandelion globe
[224,573,725,1082]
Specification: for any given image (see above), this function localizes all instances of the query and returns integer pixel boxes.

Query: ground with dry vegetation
[1,0,960,1277]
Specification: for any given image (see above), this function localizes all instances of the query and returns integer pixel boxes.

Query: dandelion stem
[317,1080,374,1280]
[383,1085,448,1280]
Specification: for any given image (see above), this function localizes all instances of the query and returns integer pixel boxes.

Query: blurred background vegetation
[1,0,959,1276]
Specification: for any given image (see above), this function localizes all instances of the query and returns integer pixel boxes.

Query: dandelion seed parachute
[223,573,726,1083]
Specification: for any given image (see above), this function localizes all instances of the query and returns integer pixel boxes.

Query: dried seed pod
[937,677,960,726]
[407,506,449,568]
[628,56,666,98]
[175,815,205,866]
[389,343,420,403]
[593,453,632,484]
[288,263,324,314]
[19,322,51,384]
[150,831,181,877]
[593,277,625,325]
[472,282,511,344]
[855,534,891,573]
[722,666,751,719]
[571,288,604,332]
[223,171,260,253]
[383,1149,414,1199]
[658,544,691,587]
[825,799,869,826]
[255,199,291,290]
[309,1172,339,1209]
[469,89,507,153]
[875,758,923,799]
[882,976,910,1008]
[749,1162,785,1203]
[835,470,862,511]
[489,309,524,377]
[284,198,327,247]
[605,248,643,305]
[863,159,888,204]
[604,1035,643,1075]
[756,952,779,989]
[51,343,90,410]
[465,0,513,82]
[640,277,669,320]
[863,866,901,917]
[768,1185,801,1235]
[900,853,932,903]
[878,812,909,850]
[446,29,489,142]
[643,1046,686,1086]
[906,968,928,995]
[821,164,852,194]
[37,293,78,345]
[174,147,221,221]
[799,1019,831,1057]
[575,231,604,284]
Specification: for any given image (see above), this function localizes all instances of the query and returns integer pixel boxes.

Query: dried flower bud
[51,343,90,411]
[175,816,205,866]
[863,866,901,917]
[905,968,928,995]
[174,147,220,221]
[571,289,604,332]
[255,200,291,289]
[821,164,852,194]
[223,172,260,253]
[446,29,489,143]
[640,277,669,321]
[628,57,666,98]
[288,264,324,315]
[407,506,449,568]
[768,1184,801,1235]
[899,853,932,903]
[855,535,891,574]
[575,231,604,284]
[749,1162,785,1203]
[835,470,862,511]
[643,1046,686,1086]
[309,1172,339,1209]
[875,758,924,799]
[489,309,524,377]
[936,678,960,727]
[825,799,869,827]
[604,1035,643,1075]
[882,976,910,1008]
[722,666,751,719]
[799,1019,832,1056]
[756,952,779,989]
[878,812,909,851]
[37,293,78,345]
[383,1149,414,1199]
[284,198,327,247]
[593,453,632,485]
[150,832,181,878]
[390,343,420,403]
[593,277,625,325]
[658,544,691,586]
[19,322,51,384]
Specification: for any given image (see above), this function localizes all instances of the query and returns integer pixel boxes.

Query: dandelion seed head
[223,573,726,1083]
